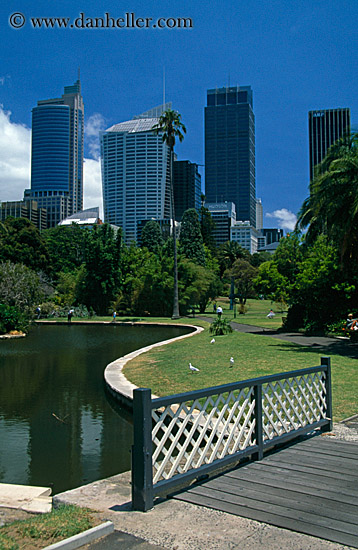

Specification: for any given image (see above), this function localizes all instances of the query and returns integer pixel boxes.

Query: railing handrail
[132,357,332,511]
[151,364,328,409]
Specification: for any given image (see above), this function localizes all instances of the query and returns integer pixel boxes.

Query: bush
[209,317,233,336]
[0,304,28,334]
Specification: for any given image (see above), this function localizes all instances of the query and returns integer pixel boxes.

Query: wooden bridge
[130,357,358,547]
[173,435,358,548]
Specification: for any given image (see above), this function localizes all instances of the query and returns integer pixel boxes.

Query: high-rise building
[308,108,350,181]
[205,86,256,226]
[256,198,263,230]
[0,199,47,231]
[205,202,236,246]
[101,104,172,244]
[25,79,84,227]
[173,160,201,220]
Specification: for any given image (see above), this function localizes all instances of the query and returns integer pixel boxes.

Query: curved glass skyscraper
[31,104,70,193]
[25,79,84,227]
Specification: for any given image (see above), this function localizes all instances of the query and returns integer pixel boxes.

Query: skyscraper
[308,108,350,181]
[25,79,84,227]
[173,160,201,220]
[205,86,256,226]
[101,104,171,244]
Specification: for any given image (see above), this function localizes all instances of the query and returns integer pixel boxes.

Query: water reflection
[0,323,189,494]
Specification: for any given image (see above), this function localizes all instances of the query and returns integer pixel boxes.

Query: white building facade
[101,108,171,244]
[230,221,259,254]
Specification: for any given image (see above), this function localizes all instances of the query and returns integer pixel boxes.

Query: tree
[0,217,50,272]
[217,241,250,276]
[76,224,122,314]
[140,220,164,253]
[0,261,44,313]
[296,133,358,268]
[153,109,186,318]
[44,224,88,276]
[199,196,216,251]
[226,259,258,306]
[179,209,206,266]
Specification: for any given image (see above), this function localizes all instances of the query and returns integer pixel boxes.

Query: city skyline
[0,0,357,231]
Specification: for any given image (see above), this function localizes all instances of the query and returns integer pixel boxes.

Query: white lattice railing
[132,358,332,511]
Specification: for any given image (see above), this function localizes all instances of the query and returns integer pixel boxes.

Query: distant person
[112,311,117,322]
[35,306,41,319]
[267,309,275,319]
[217,306,223,318]
[346,313,358,331]
[67,309,74,323]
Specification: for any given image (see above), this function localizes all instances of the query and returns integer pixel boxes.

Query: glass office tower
[25,79,84,227]
[173,160,201,220]
[101,105,171,244]
[308,108,350,181]
[205,86,256,226]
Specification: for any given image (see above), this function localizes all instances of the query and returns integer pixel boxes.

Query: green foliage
[0,217,50,272]
[0,304,28,334]
[178,259,222,314]
[0,261,44,313]
[209,317,233,335]
[250,251,272,267]
[76,224,122,314]
[297,133,358,268]
[226,258,258,305]
[43,224,88,276]
[179,209,206,266]
[0,505,95,549]
[217,241,250,276]
[199,201,216,251]
[140,220,164,253]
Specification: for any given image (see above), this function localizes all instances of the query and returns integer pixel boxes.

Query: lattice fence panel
[262,371,327,440]
[152,387,255,484]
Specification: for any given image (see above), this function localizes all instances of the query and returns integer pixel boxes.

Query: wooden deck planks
[173,436,358,548]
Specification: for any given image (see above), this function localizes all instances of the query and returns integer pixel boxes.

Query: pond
[0,323,191,494]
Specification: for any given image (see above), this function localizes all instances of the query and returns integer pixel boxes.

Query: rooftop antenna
[228,72,230,88]
[78,66,80,82]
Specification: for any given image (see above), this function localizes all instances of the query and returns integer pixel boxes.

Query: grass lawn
[0,505,100,550]
[123,321,358,421]
[198,298,287,330]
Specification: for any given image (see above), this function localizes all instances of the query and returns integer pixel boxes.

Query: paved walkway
[200,317,358,359]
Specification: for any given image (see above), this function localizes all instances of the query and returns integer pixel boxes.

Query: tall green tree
[179,208,206,266]
[0,217,49,272]
[199,195,216,251]
[140,220,164,253]
[153,109,186,318]
[296,133,358,267]
[217,240,250,276]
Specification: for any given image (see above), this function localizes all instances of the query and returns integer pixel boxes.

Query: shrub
[209,317,233,336]
[0,304,28,334]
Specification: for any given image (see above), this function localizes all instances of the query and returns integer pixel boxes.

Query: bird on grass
[189,363,200,372]
[230,357,234,368]
[210,338,215,344]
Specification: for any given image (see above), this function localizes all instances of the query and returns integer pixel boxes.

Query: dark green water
[0,323,189,494]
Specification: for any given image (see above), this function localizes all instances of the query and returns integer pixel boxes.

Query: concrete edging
[104,323,204,409]
[42,521,114,550]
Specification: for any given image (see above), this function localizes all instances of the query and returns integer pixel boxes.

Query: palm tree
[153,109,186,318]
[296,133,358,267]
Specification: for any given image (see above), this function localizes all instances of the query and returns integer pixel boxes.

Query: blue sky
[0,0,357,229]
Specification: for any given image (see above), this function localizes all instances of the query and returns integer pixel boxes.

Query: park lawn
[123,324,358,421]
[199,298,286,330]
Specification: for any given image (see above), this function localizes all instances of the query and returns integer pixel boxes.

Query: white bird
[189,362,200,372]
[230,357,234,367]
[210,338,215,344]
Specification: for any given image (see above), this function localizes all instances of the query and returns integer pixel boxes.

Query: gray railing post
[132,388,153,511]
[253,384,264,460]
[320,356,333,432]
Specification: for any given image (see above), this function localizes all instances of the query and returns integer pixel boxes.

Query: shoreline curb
[42,520,114,550]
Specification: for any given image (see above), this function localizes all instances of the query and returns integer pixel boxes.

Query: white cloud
[0,106,31,201]
[84,113,106,161]
[266,208,297,231]
[83,157,103,218]
[0,76,10,86]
